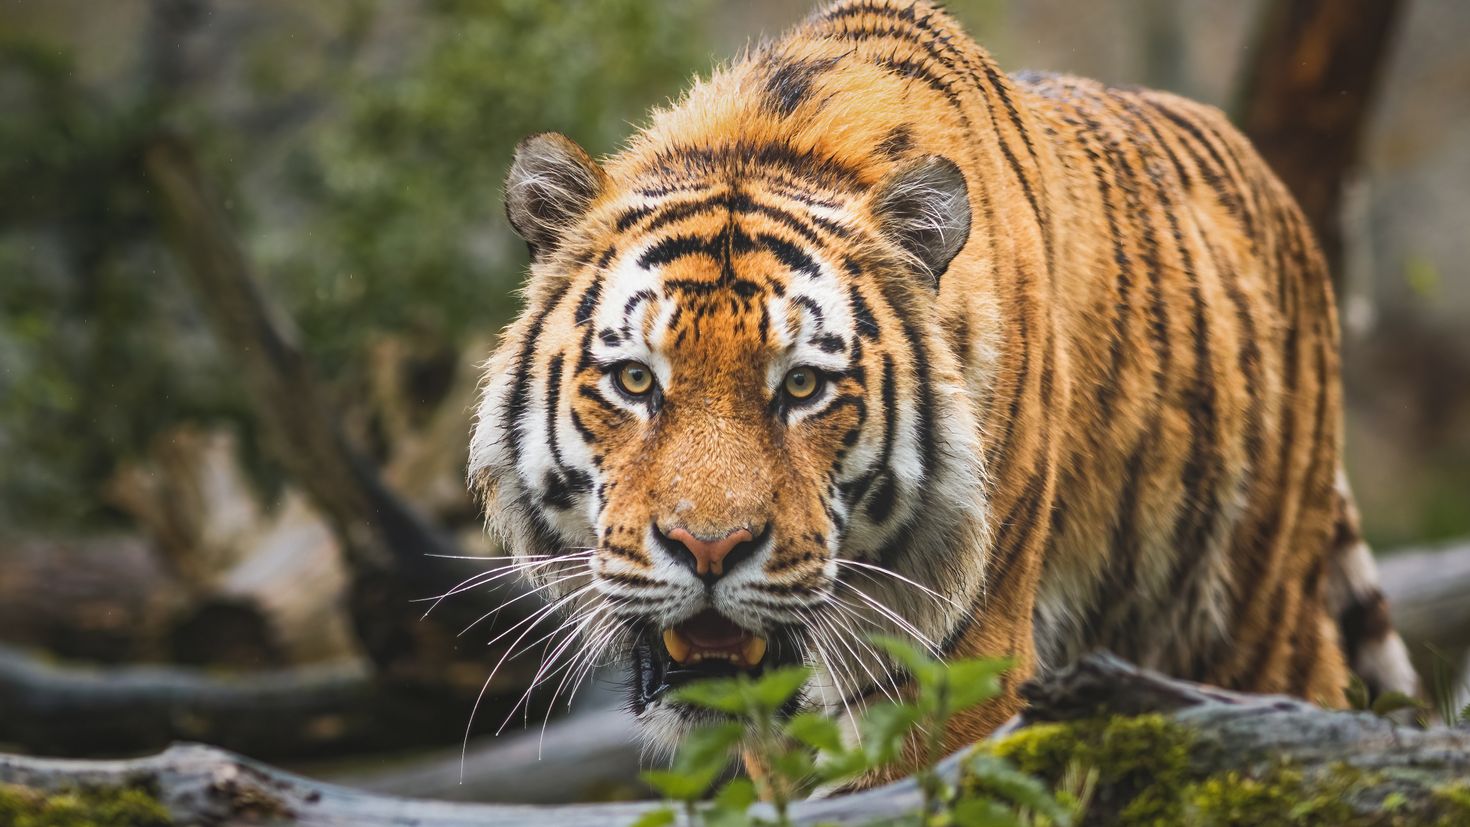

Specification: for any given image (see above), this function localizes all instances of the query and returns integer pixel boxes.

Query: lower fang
[663,628,690,663]
[743,636,767,667]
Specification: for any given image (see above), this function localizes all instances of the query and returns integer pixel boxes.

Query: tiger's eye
[616,362,654,396]
[783,367,820,400]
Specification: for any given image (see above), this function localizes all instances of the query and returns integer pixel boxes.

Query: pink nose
[665,527,754,577]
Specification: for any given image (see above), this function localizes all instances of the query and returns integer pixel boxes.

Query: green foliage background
[0,0,712,529]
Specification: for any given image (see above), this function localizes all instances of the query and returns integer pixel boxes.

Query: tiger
[469,0,1420,776]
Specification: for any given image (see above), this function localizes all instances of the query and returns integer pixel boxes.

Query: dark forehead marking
[762,53,844,117]
[639,223,825,299]
[759,233,820,279]
[643,139,868,193]
[623,289,657,317]
[877,124,914,159]
[792,295,825,325]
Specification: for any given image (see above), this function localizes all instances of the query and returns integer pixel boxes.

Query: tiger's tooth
[662,628,690,664]
[743,636,767,667]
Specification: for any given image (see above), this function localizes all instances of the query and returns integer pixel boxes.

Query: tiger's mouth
[631,609,802,710]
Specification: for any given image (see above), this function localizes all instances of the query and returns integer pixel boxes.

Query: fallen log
[0,644,535,761]
[1,540,1466,775]
[4,654,1469,825]
[328,704,644,803]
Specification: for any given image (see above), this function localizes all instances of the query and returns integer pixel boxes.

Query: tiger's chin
[627,609,808,742]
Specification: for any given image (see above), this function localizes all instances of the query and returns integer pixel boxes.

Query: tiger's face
[470,133,986,747]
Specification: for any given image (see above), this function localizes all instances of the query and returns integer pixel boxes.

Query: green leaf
[869,635,943,688]
[1344,676,1370,711]
[770,747,815,782]
[814,748,873,784]
[785,712,843,753]
[748,665,812,711]
[947,657,1013,712]
[702,805,752,827]
[673,677,752,715]
[628,808,678,827]
[858,701,921,765]
[1460,701,1470,725]
[1370,690,1424,718]
[673,722,745,776]
[952,797,1026,827]
[964,753,1071,826]
[704,778,757,827]
[641,767,720,802]
[713,777,759,811]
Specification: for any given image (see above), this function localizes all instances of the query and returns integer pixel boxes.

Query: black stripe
[614,206,654,232]
[763,54,842,116]
[574,280,602,326]
[577,384,622,414]
[838,354,896,510]
[505,284,570,468]
[761,233,821,279]
[848,282,880,340]
[812,334,846,354]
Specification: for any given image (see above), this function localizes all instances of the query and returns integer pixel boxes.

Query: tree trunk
[142,136,537,697]
[1234,0,1406,287]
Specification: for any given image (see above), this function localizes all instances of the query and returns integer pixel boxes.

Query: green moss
[992,715,1195,782]
[0,782,172,827]
[1433,781,1470,826]
[1168,764,1359,827]
[983,713,1470,826]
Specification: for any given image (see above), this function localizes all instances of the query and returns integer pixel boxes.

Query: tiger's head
[470,128,989,747]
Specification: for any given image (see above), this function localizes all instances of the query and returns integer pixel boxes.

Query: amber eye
[783,367,821,401]
[615,362,655,396]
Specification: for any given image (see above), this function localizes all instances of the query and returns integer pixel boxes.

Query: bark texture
[1235,0,1406,284]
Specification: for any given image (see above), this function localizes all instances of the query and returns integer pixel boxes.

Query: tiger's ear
[870,155,971,285]
[505,132,606,260]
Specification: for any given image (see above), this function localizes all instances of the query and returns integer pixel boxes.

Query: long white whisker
[834,558,961,609]
[540,618,625,755]
[833,581,941,652]
[460,582,601,779]
[822,599,908,700]
[499,604,614,737]
[425,550,593,561]
[419,556,592,618]
[458,570,592,637]
[802,624,862,746]
[812,605,897,703]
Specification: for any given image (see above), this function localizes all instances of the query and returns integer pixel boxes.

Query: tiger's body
[471,0,1417,767]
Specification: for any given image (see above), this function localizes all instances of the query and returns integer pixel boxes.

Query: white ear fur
[870,155,971,284]
[504,132,605,260]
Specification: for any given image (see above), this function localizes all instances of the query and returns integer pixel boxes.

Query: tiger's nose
[660,526,756,580]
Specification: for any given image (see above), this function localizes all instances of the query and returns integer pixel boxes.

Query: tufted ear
[504,132,606,260]
[870,155,971,285]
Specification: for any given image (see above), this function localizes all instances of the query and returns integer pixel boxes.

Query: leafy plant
[635,638,1074,827]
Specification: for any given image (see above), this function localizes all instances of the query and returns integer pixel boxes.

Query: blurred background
[0,0,1466,806]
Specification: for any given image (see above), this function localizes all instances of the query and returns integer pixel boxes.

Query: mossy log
[4,653,1469,825]
[995,653,1470,825]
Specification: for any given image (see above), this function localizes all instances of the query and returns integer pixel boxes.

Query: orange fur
[473,0,1417,780]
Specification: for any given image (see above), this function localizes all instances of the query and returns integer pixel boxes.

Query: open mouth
[630,609,801,710]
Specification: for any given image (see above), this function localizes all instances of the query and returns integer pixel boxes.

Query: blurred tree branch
[1235,0,1407,286]
[141,134,544,722]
